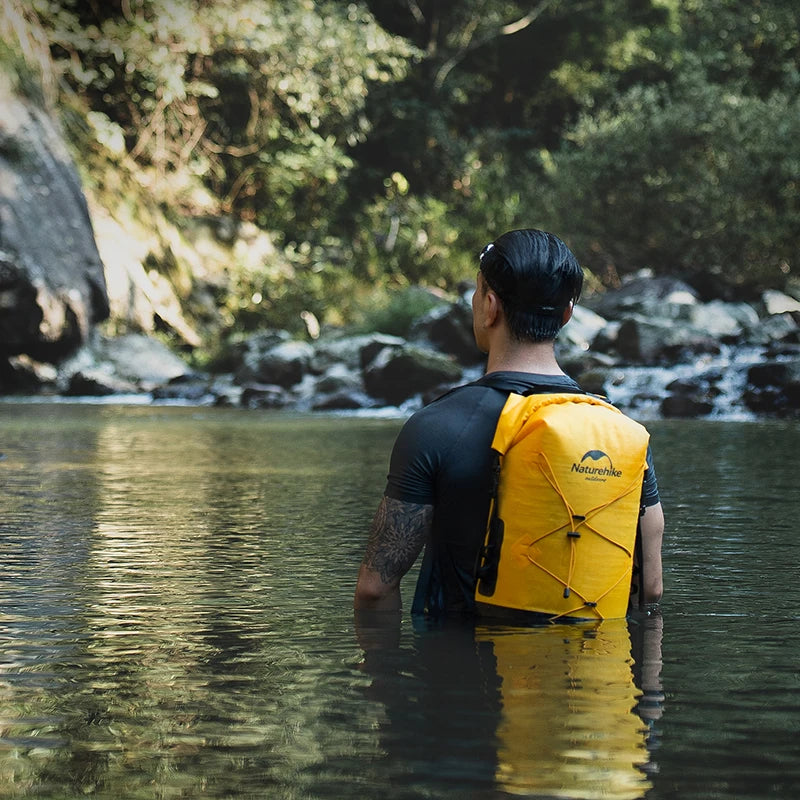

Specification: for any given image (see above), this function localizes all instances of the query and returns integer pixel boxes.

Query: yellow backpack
[475,392,650,621]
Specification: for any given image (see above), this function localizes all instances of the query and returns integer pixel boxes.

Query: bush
[535,66,800,297]
[351,285,448,337]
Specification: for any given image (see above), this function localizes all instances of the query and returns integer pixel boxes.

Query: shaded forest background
[2,0,799,357]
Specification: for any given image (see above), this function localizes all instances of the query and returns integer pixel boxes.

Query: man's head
[477,229,583,342]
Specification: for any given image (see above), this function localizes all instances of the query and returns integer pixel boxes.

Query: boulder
[240,382,292,409]
[235,337,314,388]
[314,363,364,395]
[58,332,191,392]
[310,332,403,374]
[661,377,718,418]
[572,367,610,396]
[686,300,756,341]
[358,333,406,371]
[744,359,800,414]
[0,353,57,393]
[661,393,715,417]
[98,333,191,386]
[586,274,698,322]
[410,302,483,365]
[0,74,108,361]
[311,389,375,411]
[363,345,463,406]
[615,316,721,364]
[762,290,800,316]
[561,305,609,351]
[151,373,214,403]
[588,320,622,356]
[65,368,138,397]
[746,313,800,346]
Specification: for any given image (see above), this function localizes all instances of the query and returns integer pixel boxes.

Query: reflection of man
[354,614,665,799]
[354,229,664,615]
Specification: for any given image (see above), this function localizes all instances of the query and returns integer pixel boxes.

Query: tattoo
[363,496,432,584]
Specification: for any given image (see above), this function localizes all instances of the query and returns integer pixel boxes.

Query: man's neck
[485,339,564,376]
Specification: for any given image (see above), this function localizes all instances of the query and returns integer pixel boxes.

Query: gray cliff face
[0,73,108,361]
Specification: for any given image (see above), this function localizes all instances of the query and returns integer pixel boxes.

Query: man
[354,229,664,615]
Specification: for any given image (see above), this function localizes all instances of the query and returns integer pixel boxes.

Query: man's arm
[639,501,664,605]
[354,495,433,611]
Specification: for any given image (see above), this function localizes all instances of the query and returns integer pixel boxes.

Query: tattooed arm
[354,495,433,611]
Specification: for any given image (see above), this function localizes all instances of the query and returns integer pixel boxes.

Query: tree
[533,1,800,295]
[36,0,415,239]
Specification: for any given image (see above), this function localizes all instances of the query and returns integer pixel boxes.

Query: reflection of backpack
[475,392,650,621]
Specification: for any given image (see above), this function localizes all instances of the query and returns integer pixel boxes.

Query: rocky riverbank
[3,272,800,419]
[3,58,799,421]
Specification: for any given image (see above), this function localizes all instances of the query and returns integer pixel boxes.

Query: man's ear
[484,289,502,327]
[561,301,574,326]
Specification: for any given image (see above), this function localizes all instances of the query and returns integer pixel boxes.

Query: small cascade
[602,345,765,421]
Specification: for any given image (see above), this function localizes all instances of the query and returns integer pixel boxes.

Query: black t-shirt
[384,371,660,615]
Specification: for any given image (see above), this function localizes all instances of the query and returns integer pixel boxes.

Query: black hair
[478,228,583,342]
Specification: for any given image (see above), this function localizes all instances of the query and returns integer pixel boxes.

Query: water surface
[0,403,798,798]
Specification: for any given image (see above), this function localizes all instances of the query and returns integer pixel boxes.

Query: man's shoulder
[403,371,583,433]
[404,380,495,426]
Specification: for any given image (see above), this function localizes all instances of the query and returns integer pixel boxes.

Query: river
[0,402,798,799]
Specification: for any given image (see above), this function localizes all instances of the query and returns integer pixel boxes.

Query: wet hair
[478,229,583,342]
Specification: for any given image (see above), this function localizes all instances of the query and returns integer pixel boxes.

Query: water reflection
[355,613,664,799]
[7,405,800,798]
[0,405,398,797]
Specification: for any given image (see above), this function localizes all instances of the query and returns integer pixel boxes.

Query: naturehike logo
[571,450,622,479]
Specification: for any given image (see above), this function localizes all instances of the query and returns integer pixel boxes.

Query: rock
[363,345,463,405]
[310,333,402,374]
[311,389,375,411]
[240,383,292,409]
[586,274,698,321]
[560,350,616,379]
[746,313,800,346]
[151,373,213,402]
[747,359,800,389]
[235,338,314,388]
[410,301,483,366]
[0,354,57,393]
[615,316,721,364]
[55,332,191,392]
[99,333,191,386]
[358,334,406,371]
[686,300,755,341]
[762,290,800,316]
[561,305,609,351]
[208,376,242,407]
[573,365,617,396]
[214,330,289,374]
[765,342,800,359]
[588,320,622,356]
[0,74,108,361]
[661,393,715,417]
[744,359,800,414]
[314,363,364,395]
[66,368,139,396]
[661,377,718,418]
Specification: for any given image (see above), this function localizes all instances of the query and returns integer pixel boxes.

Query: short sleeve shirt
[384,372,660,614]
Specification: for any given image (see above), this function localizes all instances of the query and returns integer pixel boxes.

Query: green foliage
[7,0,800,350]
[536,63,800,294]
[0,1,54,105]
[351,286,448,338]
[34,0,416,232]
[674,0,800,94]
[349,173,464,286]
